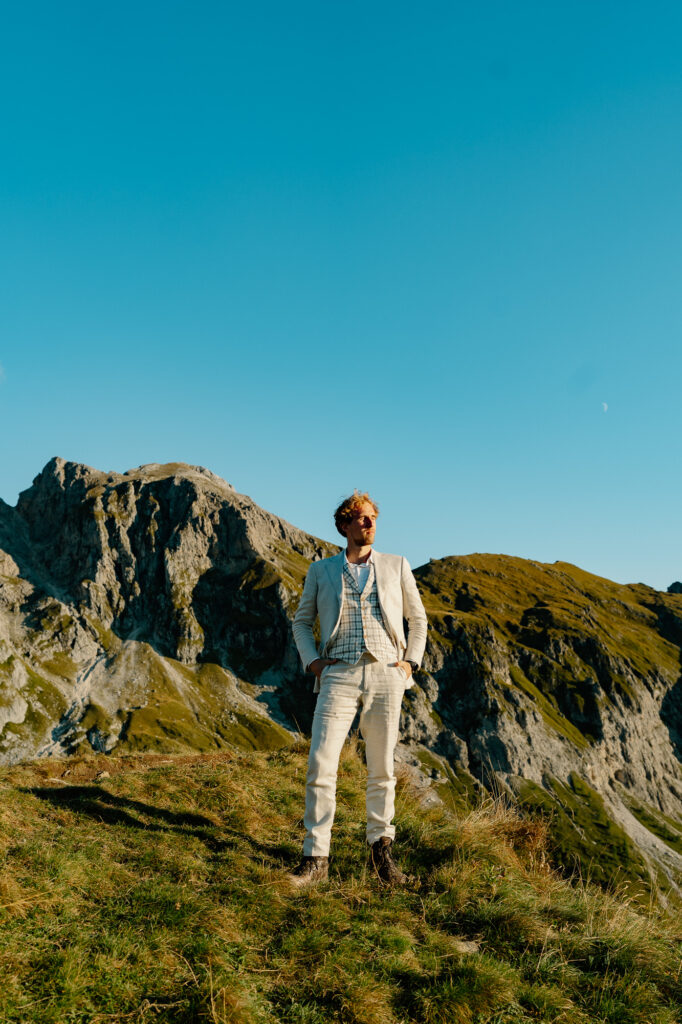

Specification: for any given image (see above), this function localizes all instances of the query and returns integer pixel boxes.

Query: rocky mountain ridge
[2,457,682,897]
[0,458,336,764]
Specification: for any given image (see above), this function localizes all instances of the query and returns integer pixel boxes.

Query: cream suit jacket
[292,550,428,679]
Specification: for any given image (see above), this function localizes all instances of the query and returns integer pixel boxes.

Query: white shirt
[344,549,373,592]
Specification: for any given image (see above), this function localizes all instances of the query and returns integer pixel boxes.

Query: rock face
[0,458,336,764]
[2,457,682,896]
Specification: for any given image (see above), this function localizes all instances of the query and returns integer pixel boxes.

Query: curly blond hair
[333,491,379,538]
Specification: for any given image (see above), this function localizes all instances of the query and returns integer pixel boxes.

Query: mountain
[2,457,682,898]
[0,458,336,763]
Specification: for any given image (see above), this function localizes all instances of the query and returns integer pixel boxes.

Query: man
[289,491,428,887]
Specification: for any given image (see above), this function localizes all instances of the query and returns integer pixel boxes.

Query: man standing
[290,491,428,887]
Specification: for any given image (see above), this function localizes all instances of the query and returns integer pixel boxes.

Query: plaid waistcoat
[326,561,398,664]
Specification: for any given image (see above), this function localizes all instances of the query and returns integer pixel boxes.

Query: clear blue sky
[1,2,680,589]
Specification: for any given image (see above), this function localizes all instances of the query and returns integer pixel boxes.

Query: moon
[602,402,608,412]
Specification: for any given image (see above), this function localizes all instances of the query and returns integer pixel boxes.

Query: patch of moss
[39,652,78,680]
[429,706,443,727]
[77,702,111,735]
[268,543,315,590]
[125,462,189,481]
[21,665,67,719]
[417,749,479,814]
[0,654,16,676]
[83,614,120,654]
[0,666,68,749]
[215,710,291,751]
[0,574,22,585]
[119,701,220,754]
[38,604,74,635]
[116,697,290,756]
[238,561,283,593]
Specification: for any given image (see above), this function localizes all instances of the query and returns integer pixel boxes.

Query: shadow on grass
[23,784,290,861]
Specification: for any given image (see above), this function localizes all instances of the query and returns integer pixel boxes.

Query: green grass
[621,792,682,858]
[414,554,682,691]
[1,743,681,1023]
[0,665,68,755]
[518,775,652,898]
[416,749,481,815]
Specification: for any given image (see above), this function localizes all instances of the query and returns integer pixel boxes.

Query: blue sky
[1,2,681,589]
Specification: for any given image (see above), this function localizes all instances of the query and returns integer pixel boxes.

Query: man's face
[344,502,377,546]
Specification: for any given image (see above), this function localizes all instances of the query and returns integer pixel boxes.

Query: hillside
[1,745,681,1024]
[2,458,682,899]
[411,555,682,895]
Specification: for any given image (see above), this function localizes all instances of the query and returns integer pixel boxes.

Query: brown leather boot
[287,855,329,889]
[368,837,412,885]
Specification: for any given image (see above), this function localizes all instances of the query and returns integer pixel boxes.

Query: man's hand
[397,660,413,679]
[309,658,339,680]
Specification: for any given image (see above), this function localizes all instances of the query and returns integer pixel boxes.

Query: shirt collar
[344,549,373,567]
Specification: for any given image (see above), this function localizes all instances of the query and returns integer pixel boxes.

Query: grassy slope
[414,555,682,896]
[416,554,682,684]
[516,776,653,897]
[1,744,681,1024]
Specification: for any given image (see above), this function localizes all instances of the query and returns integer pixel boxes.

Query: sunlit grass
[0,743,680,1023]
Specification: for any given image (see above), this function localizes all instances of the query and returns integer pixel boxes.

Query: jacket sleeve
[292,563,321,672]
[401,557,428,666]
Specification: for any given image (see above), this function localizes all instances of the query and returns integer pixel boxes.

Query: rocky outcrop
[2,458,682,896]
[0,458,336,764]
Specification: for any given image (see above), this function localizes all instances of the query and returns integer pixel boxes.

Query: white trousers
[303,655,408,857]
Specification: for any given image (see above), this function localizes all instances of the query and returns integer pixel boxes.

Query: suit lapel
[323,551,345,596]
[372,549,385,598]
[372,551,399,643]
